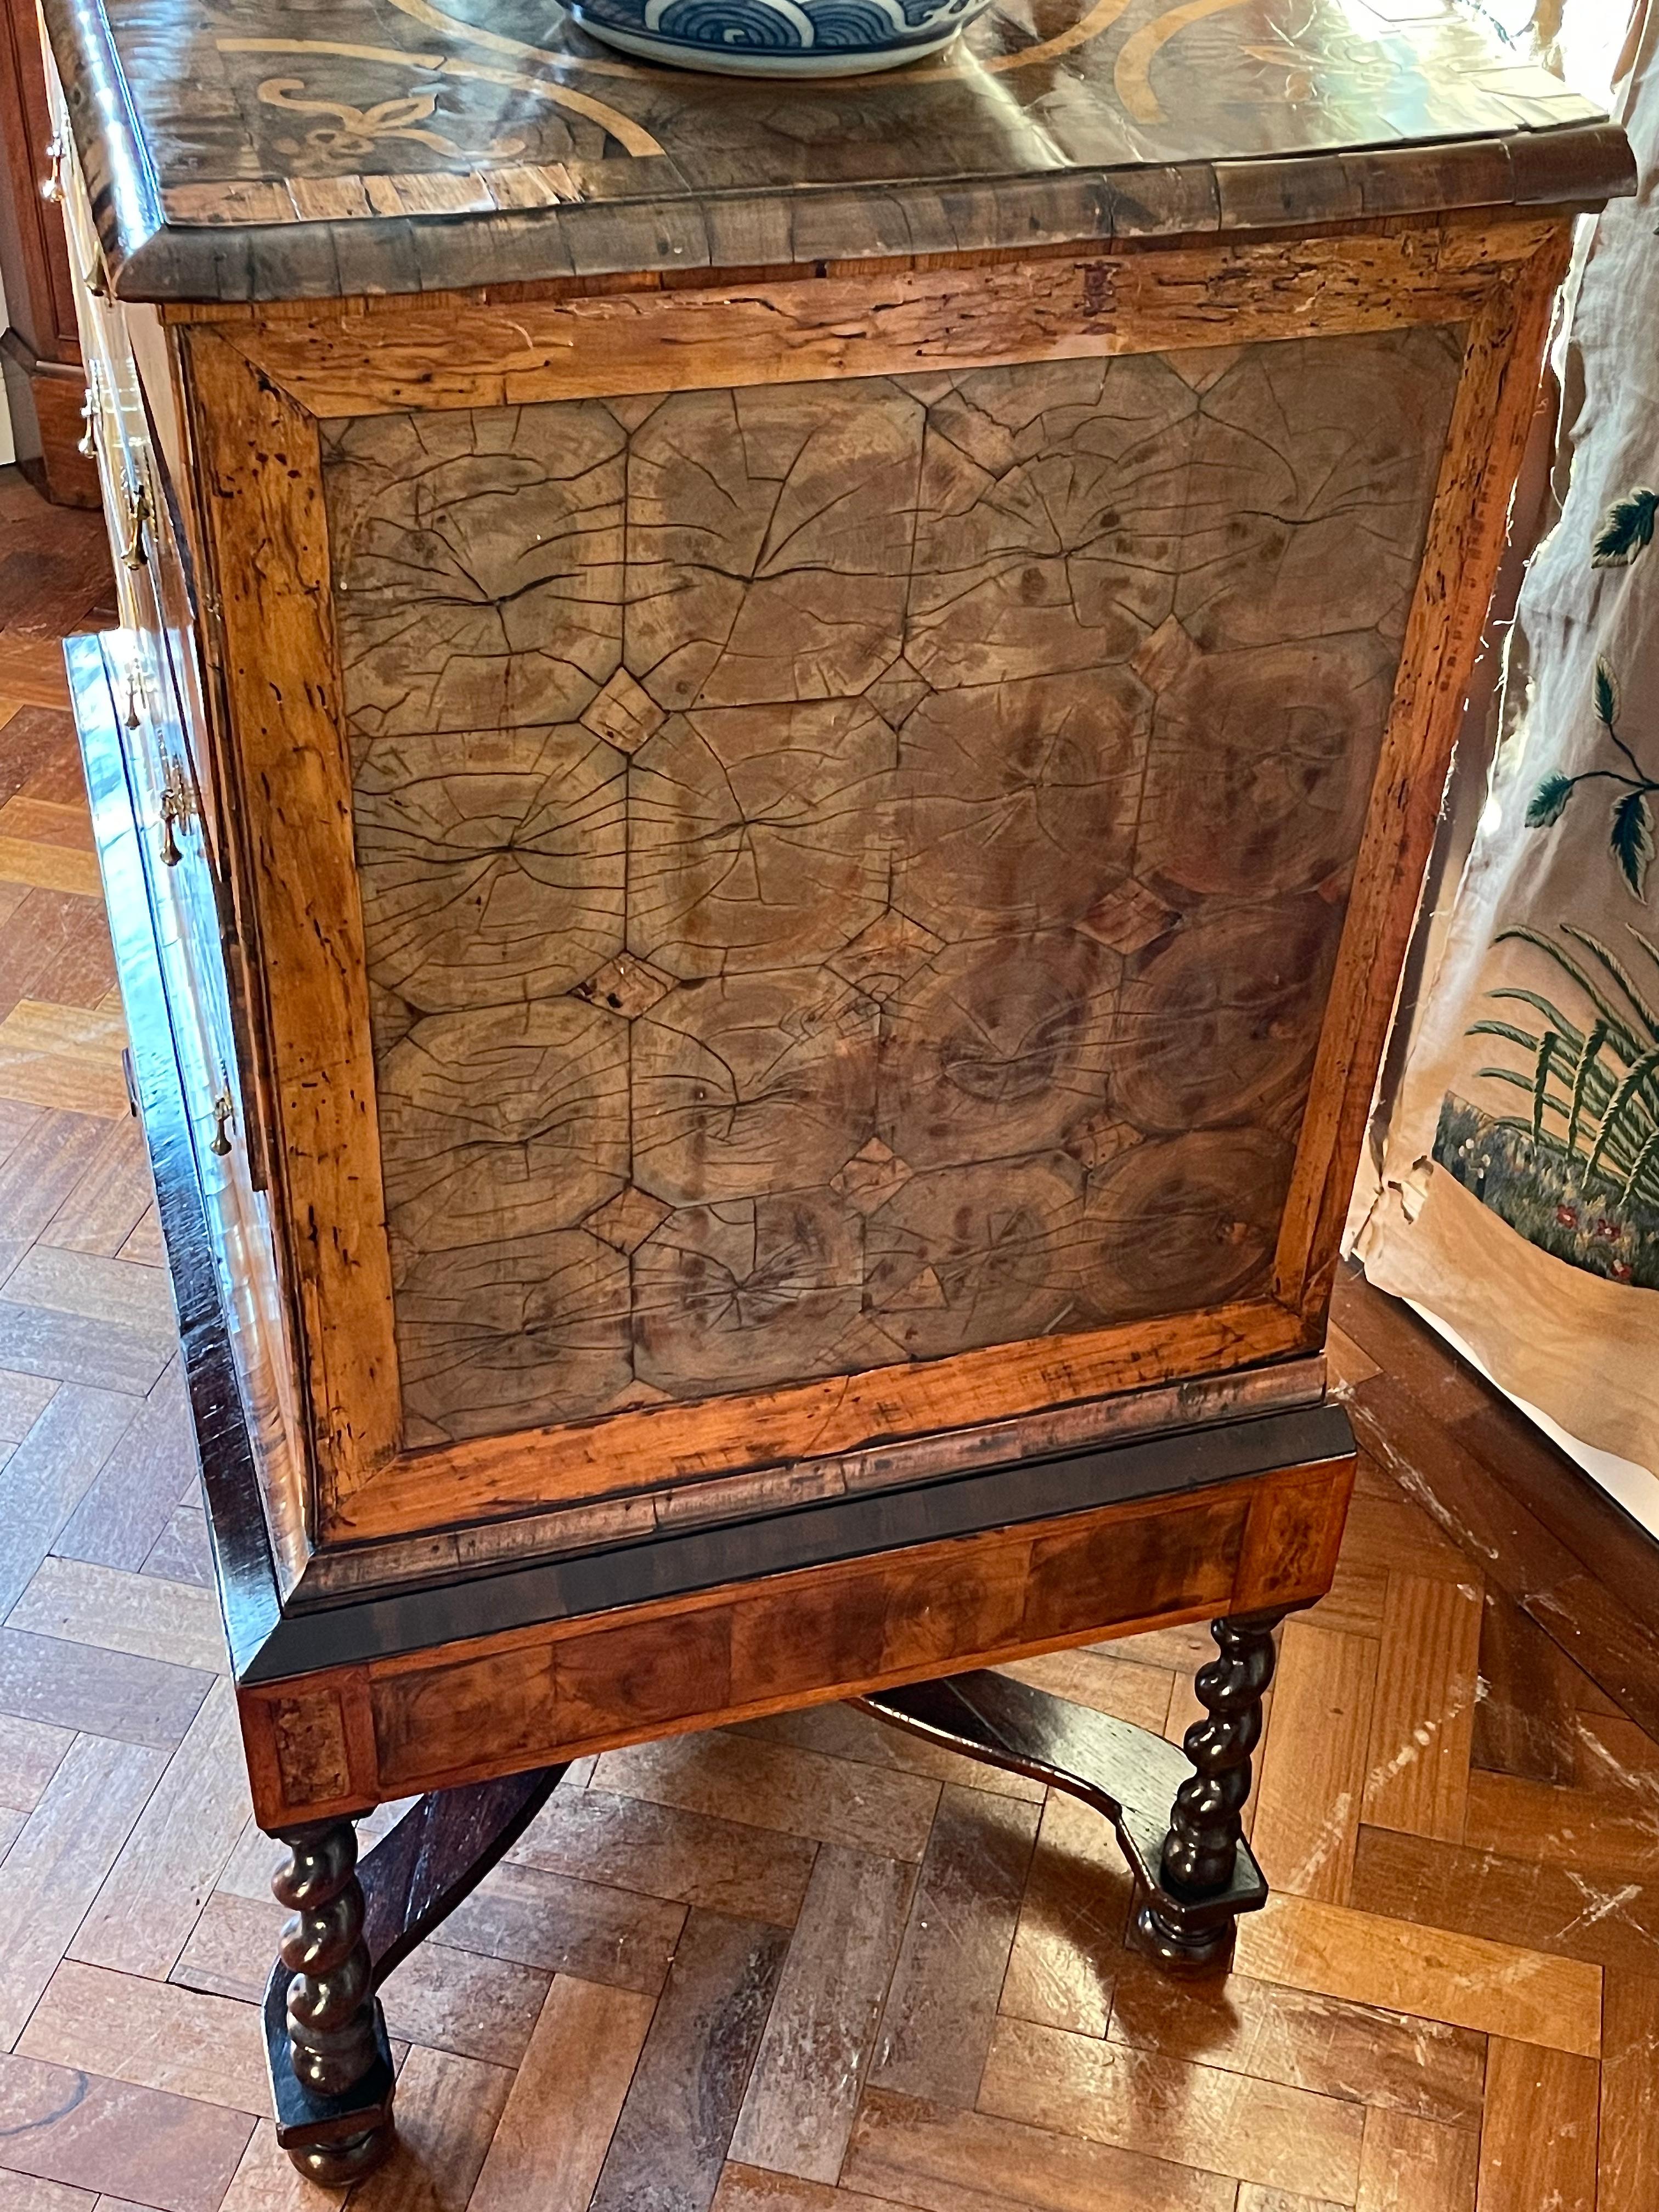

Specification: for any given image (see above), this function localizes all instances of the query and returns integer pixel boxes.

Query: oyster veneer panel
[628,699,898,978]
[327,331,1462,1447]
[324,407,628,741]
[353,725,629,1011]
[624,383,921,708]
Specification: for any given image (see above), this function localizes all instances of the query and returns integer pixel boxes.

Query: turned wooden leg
[270,1820,394,2183]
[262,1770,563,2180]
[859,1660,1276,1977]
[1135,1609,1284,1968]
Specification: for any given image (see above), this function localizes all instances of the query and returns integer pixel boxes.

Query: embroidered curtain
[1356,0,1659,1476]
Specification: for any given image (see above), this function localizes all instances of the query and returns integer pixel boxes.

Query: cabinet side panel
[322,330,1463,1452]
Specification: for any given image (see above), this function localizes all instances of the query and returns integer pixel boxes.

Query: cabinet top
[43,0,1634,303]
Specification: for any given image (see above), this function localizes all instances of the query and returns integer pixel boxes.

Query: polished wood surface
[5,473,1659,2207]
[154,210,1572,1580]
[233,1453,1350,1825]
[26,43,1652,2211]
[31,0,1629,1599]
[35,0,1631,302]
[328,332,1455,1450]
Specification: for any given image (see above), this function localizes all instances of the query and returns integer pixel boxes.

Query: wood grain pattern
[467,1977,654,2212]
[0,2049,254,2208]
[326,332,1457,1452]
[998,1784,1132,2036]
[145,212,1574,1571]
[509,1785,815,1926]
[845,2084,1239,2212]
[869,1786,1037,2108]
[230,222,1565,419]
[976,2012,1365,2203]
[1106,1956,1486,2129]
[67,1676,246,1978]
[1248,1621,1377,1900]
[587,1909,788,2212]
[439,1859,685,1994]
[1473,2040,1598,2212]
[37,0,1630,311]
[334,1296,1308,1548]
[181,329,398,1520]
[1352,2108,1477,2212]
[1598,1972,1659,2212]
[1233,1892,1601,2056]
[16,1960,268,2114]
[0,1733,163,2047]
[18,450,1655,2211]
[728,1843,913,2179]
[347,2045,511,2212]
[1271,232,1573,1316]
[1361,1573,1481,1842]
[239,1457,1348,1822]
[1348,1821,1659,1977]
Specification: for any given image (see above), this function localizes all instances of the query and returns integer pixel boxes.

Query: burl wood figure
[39,0,1632,2174]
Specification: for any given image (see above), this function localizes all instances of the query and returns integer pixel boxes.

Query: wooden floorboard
[2,461,1657,2207]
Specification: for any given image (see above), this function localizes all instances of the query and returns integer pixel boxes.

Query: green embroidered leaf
[1568,1018,1611,1154]
[1526,772,1576,827]
[1533,1032,1557,1138]
[1592,485,1659,568]
[1611,789,1655,901]
[1587,1043,1659,1178]
[1624,1126,1659,1203]
[1595,655,1622,728]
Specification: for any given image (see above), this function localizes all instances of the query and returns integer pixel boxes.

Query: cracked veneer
[319,337,1460,1446]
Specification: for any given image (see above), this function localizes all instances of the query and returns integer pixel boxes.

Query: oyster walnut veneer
[40,0,1630,2175]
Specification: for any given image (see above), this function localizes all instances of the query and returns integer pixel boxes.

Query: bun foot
[284,2119,396,2185]
[1131,1893,1238,1973]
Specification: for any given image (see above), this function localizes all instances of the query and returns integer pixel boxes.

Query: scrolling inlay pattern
[323,332,1459,1445]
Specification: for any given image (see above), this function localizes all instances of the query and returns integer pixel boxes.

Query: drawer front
[47,67,225,881]
[88,387,223,866]
[111,628,242,1188]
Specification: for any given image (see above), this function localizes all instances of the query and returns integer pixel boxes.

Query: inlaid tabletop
[43,0,1632,304]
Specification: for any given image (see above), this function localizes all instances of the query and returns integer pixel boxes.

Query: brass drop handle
[210,1085,235,1156]
[120,478,149,569]
[40,137,64,204]
[158,758,195,867]
[77,386,98,462]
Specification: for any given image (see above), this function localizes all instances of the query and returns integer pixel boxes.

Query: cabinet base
[264,1623,1282,2171]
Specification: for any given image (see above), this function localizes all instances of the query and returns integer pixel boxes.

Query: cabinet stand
[264,1621,1279,2177]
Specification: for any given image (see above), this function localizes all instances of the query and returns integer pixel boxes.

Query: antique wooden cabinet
[0,0,97,502]
[37,0,1631,2175]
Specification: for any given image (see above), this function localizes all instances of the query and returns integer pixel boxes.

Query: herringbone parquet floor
[0,465,1656,2212]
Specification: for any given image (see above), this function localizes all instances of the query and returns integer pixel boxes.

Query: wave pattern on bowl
[569,0,990,75]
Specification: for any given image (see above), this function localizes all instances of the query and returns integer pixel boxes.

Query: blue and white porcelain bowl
[566,0,992,75]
